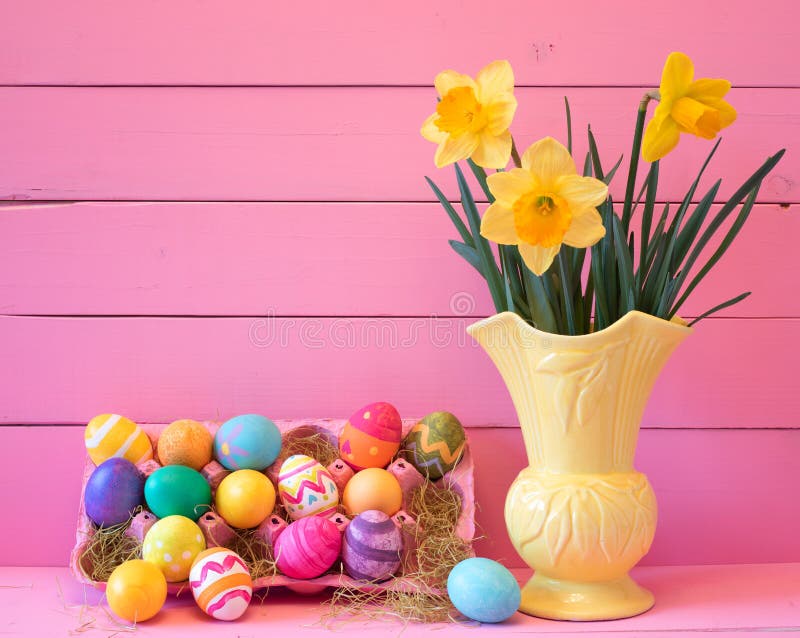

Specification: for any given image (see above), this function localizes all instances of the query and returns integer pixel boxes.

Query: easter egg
[84,458,145,527]
[215,469,276,529]
[214,414,282,471]
[144,465,212,521]
[400,411,466,480]
[189,548,253,621]
[274,516,342,579]
[342,510,402,581]
[277,455,339,520]
[339,402,402,470]
[157,419,213,470]
[143,515,206,582]
[106,560,167,622]
[84,414,153,466]
[342,468,402,517]
[447,557,520,623]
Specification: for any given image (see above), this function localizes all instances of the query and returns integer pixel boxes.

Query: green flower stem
[621,93,655,230]
[510,136,522,169]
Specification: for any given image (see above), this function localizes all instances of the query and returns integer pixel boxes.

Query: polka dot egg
[143,515,206,582]
[189,548,253,621]
[339,402,402,470]
[214,414,282,471]
[277,455,339,520]
[84,414,153,466]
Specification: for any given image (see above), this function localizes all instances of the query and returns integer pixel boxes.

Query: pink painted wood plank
[1,1,797,87]
[2,565,800,635]
[2,426,798,568]
[0,87,795,203]
[0,202,795,318]
[1,565,799,635]
[0,316,796,428]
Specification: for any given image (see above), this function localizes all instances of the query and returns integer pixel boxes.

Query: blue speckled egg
[447,557,520,623]
[214,414,281,471]
[85,458,145,527]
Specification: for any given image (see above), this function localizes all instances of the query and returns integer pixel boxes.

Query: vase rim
[466,309,692,345]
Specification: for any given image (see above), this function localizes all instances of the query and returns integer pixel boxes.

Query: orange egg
[342,468,402,516]
[157,420,213,470]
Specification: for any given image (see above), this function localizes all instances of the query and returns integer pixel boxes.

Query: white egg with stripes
[189,548,253,621]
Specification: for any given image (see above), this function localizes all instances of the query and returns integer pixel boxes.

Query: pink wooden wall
[1,1,798,568]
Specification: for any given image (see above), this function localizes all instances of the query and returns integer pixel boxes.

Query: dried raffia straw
[275,428,339,468]
[324,478,473,625]
[77,516,141,583]
[54,576,136,635]
[227,527,278,583]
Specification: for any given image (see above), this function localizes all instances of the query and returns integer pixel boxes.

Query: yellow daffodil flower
[642,52,737,162]
[421,60,517,169]
[480,137,608,275]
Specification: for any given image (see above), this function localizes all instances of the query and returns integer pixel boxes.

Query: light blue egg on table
[447,557,520,623]
[214,414,281,471]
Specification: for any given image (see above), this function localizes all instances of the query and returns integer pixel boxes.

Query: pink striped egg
[277,454,339,520]
[274,517,342,579]
[342,510,402,581]
[189,548,252,621]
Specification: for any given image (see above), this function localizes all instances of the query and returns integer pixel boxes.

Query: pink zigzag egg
[189,548,253,621]
[277,454,339,520]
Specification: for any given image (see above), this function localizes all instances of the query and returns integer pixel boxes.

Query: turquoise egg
[214,414,281,471]
[144,465,211,521]
[447,557,520,623]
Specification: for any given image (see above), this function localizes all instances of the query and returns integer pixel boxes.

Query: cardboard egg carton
[70,418,475,595]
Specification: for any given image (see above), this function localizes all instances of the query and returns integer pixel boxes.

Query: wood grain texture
[2,425,798,568]
[0,201,795,318]
[0,87,794,202]
[1,1,797,87]
[3,564,800,634]
[0,315,796,427]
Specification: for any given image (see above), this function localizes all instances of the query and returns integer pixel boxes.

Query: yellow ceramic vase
[467,310,691,621]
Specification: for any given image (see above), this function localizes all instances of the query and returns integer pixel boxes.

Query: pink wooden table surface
[0,564,797,636]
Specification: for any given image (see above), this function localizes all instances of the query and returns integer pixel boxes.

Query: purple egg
[342,510,402,581]
[84,458,145,527]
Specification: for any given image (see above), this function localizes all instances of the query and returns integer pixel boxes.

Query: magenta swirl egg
[342,510,402,581]
[274,517,342,579]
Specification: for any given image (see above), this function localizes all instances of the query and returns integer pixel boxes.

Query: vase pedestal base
[519,572,654,621]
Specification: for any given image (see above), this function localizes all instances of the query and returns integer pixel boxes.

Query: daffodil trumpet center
[435,86,488,137]
[512,191,572,248]
[670,97,722,139]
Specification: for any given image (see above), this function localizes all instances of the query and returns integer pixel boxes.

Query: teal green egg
[144,465,212,521]
[400,411,466,480]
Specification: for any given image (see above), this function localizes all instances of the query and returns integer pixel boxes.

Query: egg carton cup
[71,418,475,596]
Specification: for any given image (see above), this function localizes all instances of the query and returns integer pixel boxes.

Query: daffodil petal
[520,137,576,184]
[518,243,560,276]
[487,168,536,206]
[660,52,694,100]
[471,129,512,169]
[557,174,608,211]
[642,111,680,162]
[480,202,518,244]
[485,93,517,136]
[697,97,737,128]
[421,112,446,143]
[475,60,514,102]
[434,70,477,98]
[562,209,606,248]
[434,133,479,168]
[687,78,731,100]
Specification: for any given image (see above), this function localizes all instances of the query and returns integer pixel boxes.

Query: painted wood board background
[0,2,797,569]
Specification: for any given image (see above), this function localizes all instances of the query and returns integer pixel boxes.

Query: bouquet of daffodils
[421,53,784,335]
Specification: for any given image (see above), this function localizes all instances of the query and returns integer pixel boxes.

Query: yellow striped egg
[189,548,253,621]
[84,414,153,466]
[277,454,339,520]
